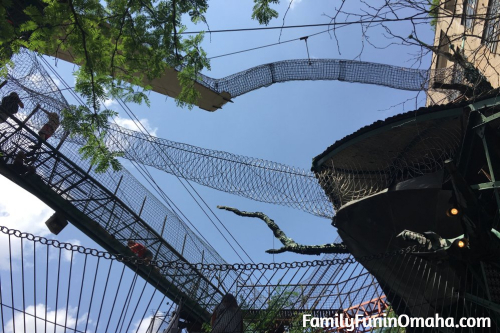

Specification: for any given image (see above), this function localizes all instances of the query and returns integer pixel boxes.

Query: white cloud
[4,304,82,333]
[0,177,54,270]
[130,315,154,333]
[114,116,158,137]
[50,75,62,88]
[62,238,81,263]
[290,0,302,10]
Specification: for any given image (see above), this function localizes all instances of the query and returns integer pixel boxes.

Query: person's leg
[0,112,7,124]
[0,114,8,142]
[143,250,154,265]
[29,125,50,150]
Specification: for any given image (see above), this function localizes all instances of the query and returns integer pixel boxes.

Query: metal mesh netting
[102,126,335,218]
[196,59,456,98]
[314,110,463,210]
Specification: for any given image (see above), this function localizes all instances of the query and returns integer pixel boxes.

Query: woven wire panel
[103,125,335,218]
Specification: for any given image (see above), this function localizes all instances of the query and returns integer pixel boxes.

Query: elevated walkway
[0,115,229,324]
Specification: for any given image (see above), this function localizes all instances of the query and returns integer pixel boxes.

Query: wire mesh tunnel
[196,59,459,98]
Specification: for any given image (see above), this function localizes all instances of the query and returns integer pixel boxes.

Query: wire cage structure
[0,226,498,333]
[312,91,500,332]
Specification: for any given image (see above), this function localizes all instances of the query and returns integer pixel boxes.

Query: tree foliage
[243,287,299,333]
[428,0,441,29]
[0,0,281,171]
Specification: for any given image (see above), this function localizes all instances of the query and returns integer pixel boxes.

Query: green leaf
[252,0,279,25]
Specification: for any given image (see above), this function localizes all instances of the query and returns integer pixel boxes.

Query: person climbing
[211,293,243,333]
[28,108,60,149]
[0,92,24,123]
[127,240,154,263]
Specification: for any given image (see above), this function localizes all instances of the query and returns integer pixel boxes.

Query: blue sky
[0,0,436,330]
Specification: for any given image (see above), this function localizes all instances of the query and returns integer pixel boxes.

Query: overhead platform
[311,94,500,209]
[49,48,232,112]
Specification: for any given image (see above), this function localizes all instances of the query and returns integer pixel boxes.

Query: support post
[55,131,70,151]
[181,234,188,256]
[106,176,123,230]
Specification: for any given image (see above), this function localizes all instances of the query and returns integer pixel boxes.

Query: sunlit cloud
[0,177,53,270]
[290,0,302,10]
[50,75,62,88]
[104,98,118,108]
[63,238,81,263]
[3,304,84,333]
[114,116,158,137]
[130,315,154,333]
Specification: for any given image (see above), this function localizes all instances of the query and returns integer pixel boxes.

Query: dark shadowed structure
[312,92,500,331]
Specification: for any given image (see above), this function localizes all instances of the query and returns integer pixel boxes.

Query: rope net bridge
[0,226,497,333]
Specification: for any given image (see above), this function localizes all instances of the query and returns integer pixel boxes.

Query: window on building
[483,0,500,53]
[434,31,451,83]
[444,0,457,11]
[436,31,451,70]
[465,0,478,30]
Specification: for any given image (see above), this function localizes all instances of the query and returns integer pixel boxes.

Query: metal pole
[55,131,70,151]
[21,104,40,125]
[106,176,123,230]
